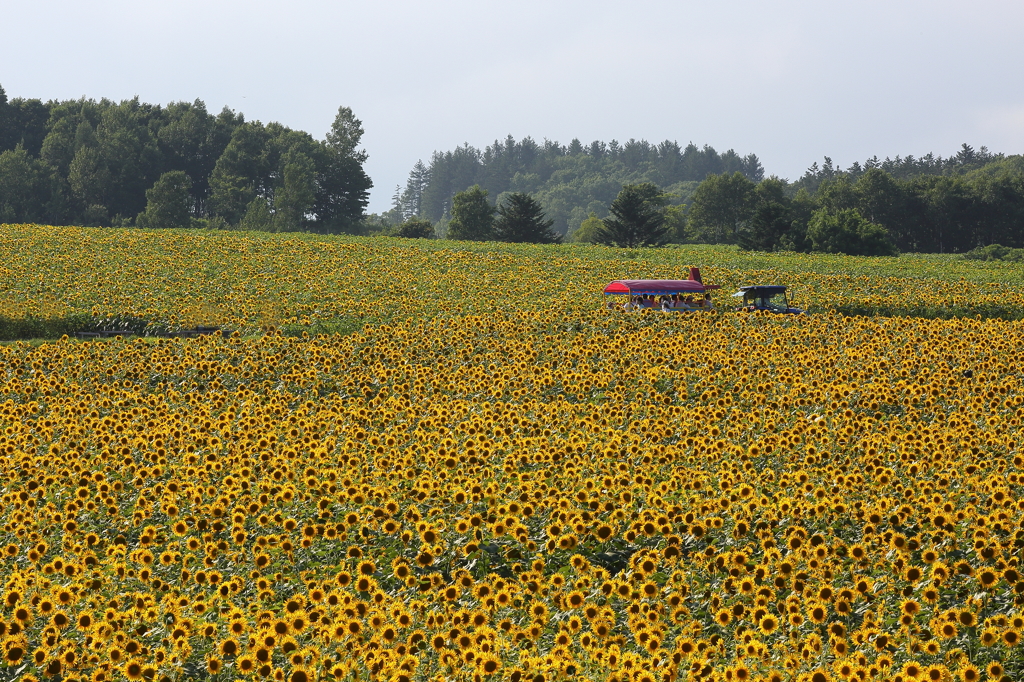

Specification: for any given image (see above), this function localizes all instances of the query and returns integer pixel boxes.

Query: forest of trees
[384,140,1024,254]
[383,136,764,236]
[0,84,371,231]
[3,82,1023,255]
[685,149,1024,254]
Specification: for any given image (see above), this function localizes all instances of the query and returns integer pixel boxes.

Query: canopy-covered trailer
[603,268,721,311]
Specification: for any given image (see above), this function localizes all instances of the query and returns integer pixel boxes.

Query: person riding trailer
[603,268,722,311]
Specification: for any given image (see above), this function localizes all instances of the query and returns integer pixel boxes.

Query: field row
[3,226,1024,337]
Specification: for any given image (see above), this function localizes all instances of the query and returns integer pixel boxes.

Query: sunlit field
[3,224,1024,335]
[1,224,1023,682]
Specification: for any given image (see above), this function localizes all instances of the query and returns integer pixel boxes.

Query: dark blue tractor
[732,286,805,314]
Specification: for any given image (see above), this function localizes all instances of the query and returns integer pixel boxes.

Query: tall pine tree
[493,193,560,243]
[595,183,669,248]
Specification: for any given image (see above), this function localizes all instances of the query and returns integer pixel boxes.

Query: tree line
[384,141,1024,255]
[379,136,764,236]
[681,150,1024,254]
[0,84,371,231]
[4,82,1021,255]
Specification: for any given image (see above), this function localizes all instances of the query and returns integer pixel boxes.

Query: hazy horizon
[4,0,1022,213]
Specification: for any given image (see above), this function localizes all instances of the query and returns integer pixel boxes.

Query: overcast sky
[3,0,1022,212]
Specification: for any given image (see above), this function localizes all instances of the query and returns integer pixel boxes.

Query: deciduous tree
[391,216,435,239]
[447,186,494,241]
[570,212,604,243]
[686,172,754,243]
[738,177,792,251]
[313,106,372,233]
[136,171,193,229]
[0,146,51,223]
[274,150,316,231]
[237,196,273,232]
[807,208,898,256]
[326,106,368,164]
[209,123,270,224]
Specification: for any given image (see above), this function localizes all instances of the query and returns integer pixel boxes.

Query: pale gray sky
[3,0,1022,211]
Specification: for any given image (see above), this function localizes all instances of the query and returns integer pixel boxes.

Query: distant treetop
[389,135,764,237]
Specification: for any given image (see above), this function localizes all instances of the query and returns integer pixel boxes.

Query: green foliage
[311,106,373,234]
[735,177,790,251]
[686,172,755,243]
[962,244,1024,262]
[136,171,193,229]
[793,144,1001,196]
[204,115,371,233]
[408,136,763,237]
[312,152,373,234]
[0,95,49,157]
[0,146,52,223]
[156,100,235,217]
[732,159,1024,254]
[807,208,898,257]
[278,317,363,337]
[0,312,172,341]
[404,136,1024,253]
[208,123,270,223]
[391,160,430,220]
[0,84,370,233]
[963,155,1024,181]
[738,202,791,252]
[325,106,368,164]
[190,215,229,230]
[67,145,110,223]
[391,216,435,239]
[447,185,494,241]
[570,213,603,243]
[493,192,561,244]
[37,99,165,225]
[596,183,670,248]
[238,197,274,232]
[274,149,316,231]
[662,205,687,243]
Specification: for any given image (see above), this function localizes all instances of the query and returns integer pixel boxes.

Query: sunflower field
[1,225,1023,682]
[3,224,1024,336]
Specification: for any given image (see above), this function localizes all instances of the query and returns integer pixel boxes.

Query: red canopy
[604,279,721,295]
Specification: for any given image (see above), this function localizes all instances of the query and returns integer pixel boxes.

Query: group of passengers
[619,293,715,311]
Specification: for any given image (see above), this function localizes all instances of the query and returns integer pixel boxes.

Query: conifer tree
[493,192,560,243]
[595,183,669,248]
